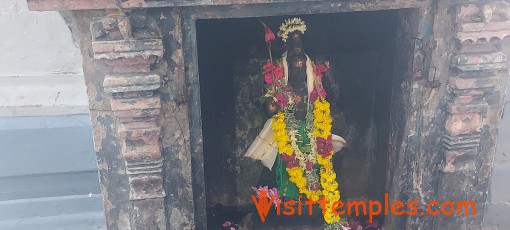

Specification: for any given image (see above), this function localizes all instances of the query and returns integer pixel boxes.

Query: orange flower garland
[271,99,342,225]
[272,113,293,156]
[314,98,341,224]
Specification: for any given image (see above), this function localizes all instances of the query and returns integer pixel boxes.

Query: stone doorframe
[27,0,510,229]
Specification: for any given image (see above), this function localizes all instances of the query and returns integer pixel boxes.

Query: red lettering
[283,200,296,216]
[305,196,316,216]
[251,191,273,222]
[427,200,440,216]
[406,200,418,216]
[456,200,476,216]
[441,201,454,216]
[369,200,382,223]
[391,201,405,216]
[332,201,345,216]
[347,200,367,217]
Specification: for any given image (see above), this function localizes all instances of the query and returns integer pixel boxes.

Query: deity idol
[245,18,348,227]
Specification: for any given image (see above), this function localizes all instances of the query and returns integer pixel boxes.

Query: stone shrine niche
[197,11,407,227]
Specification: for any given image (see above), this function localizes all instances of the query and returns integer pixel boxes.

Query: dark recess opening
[196,10,407,228]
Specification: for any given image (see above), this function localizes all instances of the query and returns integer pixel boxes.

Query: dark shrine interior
[196,10,405,229]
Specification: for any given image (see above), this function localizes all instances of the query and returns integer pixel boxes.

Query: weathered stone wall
[383,8,429,229]
[62,9,197,229]
[62,10,146,229]
[159,9,197,230]
[384,1,510,229]
[232,58,266,207]
[436,1,510,229]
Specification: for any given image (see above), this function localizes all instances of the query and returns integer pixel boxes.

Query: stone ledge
[28,0,328,11]
[103,56,158,74]
[92,39,164,60]
[110,96,161,111]
[452,52,507,71]
[118,122,160,137]
[460,21,510,32]
[123,149,162,163]
[442,134,481,150]
[460,42,500,53]
[125,159,163,175]
[104,74,161,93]
[457,21,510,42]
[127,174,165,200]
[114,109,160,122]
[449,76,499,90]
[448,102,488,113]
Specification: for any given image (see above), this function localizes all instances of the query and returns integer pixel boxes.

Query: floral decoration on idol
[277,17,307,42]
[221,220,240,230]
[252,186,281,207]
[258,18,348,229]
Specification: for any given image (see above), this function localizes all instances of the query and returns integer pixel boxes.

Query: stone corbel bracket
[456,1,510,43]
[90,12,165,200]
[442,1,509,173]
[442,56,502,173]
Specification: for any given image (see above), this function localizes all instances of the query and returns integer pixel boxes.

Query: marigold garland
[271,99,342,225]
[314,99,341,224]
[271,112,322,202]
[272,113,293,156]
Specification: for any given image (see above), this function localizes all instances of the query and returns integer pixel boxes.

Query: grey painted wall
[0,0,88,117]
[0,115,97,176]
[0,115,105,230]
[0,0,82,77]
[0,0,105,229]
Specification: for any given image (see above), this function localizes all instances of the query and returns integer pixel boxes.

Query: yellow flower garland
[272,113,321,201]
[314,99,341,224]
[272,113,293,156]
[271,99,342,225]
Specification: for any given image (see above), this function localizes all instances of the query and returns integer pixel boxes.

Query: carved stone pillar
[90,11,167,229]
[437,1,510,228]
